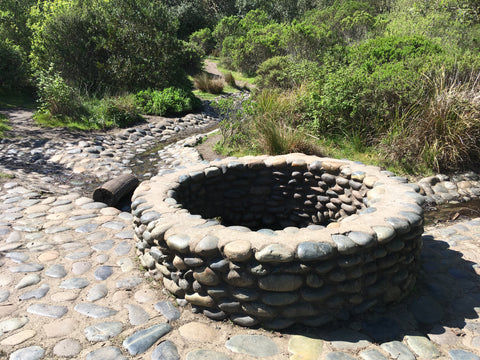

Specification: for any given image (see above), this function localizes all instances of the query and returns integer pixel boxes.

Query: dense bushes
[135,88,202,116]
[29,0,199,93]
[0,39,30,92]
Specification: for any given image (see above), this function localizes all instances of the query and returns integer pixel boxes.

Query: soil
[196,131,226,161]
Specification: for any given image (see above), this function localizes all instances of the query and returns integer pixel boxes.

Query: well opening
[133,155,425,329]
[171,161,367,231]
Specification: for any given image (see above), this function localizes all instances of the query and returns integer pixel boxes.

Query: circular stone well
[132,154,425,329]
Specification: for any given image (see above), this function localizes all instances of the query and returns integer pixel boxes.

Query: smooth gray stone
[125,304,150,325]
[152,340,180,360]
[225,335,279,357]
[45,264,67,278]
[114,241,131,255]
[66,251,92,260]
[332,235,357,254]
[348,231,375,246]
[186,350,231,360]
[118,212,133,221]
[410,295,444,324]
[19,283,50,300]
[5,252,29,263]
[123,323,172,355]
[91,240,115,251]
[0,289,10,302]
[140,211,161,224]
[86,346,127,360]
[82,202,107,209]
[102,221,126,230]
[360,349,388,360]
[326,352,357,360]
[154,301,181,321]
[116,277,142,289]
[15,273,41,289]
[60,277,90,289]
[9,263,44,273]
[27,304,68,318]
[449,349,480,360]
[385,217,410,234]
[94,266,113,280]
[297,242,333,261]
[381,341,415,360]
[74,303,118,318]
[70,214,97,221]
[166,234,190,253]
[115,230,134,239]
[87,284,108,302]
[45,225,72,234]
[9,346,45,360]
[75,223,99,233]
[84,321,123,341]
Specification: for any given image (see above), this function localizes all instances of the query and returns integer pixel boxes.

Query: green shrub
[135,88,202,116]
[0,113,11,137]
[0,39,29,91]
[90,95,143,128]
[36,66,82,116]
[189,28,216,55]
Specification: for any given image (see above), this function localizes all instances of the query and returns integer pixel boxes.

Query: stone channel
[0,107,480,359]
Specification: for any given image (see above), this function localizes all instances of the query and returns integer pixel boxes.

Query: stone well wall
[132,154,425,329]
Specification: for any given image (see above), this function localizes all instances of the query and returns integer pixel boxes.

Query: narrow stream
[424,198,480,225]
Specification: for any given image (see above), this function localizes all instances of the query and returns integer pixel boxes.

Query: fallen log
[93,174,139,207]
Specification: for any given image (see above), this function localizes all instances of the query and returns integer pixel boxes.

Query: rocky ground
[0,107,480,360]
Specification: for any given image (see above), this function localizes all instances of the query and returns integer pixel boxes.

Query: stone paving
[1,109,480,359]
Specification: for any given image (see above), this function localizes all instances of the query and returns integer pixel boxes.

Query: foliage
[0,39,30,91]
[35,66,83,116]
[89,95,143,128]
[135,88,202,116]
[193,73,225,94]
[0,0,36,53]
[29,0,198,93]
[224,72,236,87]
[382,67,480,172]
[190,28,216,56]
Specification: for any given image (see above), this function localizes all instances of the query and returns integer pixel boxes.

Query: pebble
[186,350,232,360]
[380,341,415,360]
[87,284,108,301]
[53,338,82,357]
[9,346,45,360]
[288,335,323,360]
[59,277,90,289]
[449,349,480,360]
[116,276,142,288]
[0,329,36,345]
[152,340,180,360]
[72,261,92,275]
[74,303,118,318]
[27,303,68,318]
[84,321,123,341]
[155,301,181,321]
[125,303,150,325]
[404,335,440,358]
[0,289,10,302]
[360,349,388,360]
[43,318,78,338]
[123,323,172,355]
[86,346,128,360]
[45,264,67,278]
[326,352,357,360]
[19,283,49,300]
[225,335,279,357]
[0,317,28,335]
[15,273,41,289]
[94,265,113,280]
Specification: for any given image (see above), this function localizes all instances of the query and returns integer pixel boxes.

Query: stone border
[133,154,425,329]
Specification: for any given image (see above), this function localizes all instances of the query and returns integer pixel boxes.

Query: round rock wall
[132,154,425,329]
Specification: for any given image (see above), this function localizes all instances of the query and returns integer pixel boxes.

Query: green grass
[0,91,37,110]
[0,113,11,137]
[34,111,103,131]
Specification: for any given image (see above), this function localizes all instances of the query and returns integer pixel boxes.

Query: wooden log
[93,174,139,207]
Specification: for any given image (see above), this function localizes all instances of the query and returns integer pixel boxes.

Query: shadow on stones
[284,234,480,344]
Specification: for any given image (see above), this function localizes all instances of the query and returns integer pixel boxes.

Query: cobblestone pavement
[1,110,480,359]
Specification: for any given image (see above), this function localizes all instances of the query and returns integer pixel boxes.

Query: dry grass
[382,67,480,172]
[224,72,236,88]
[193,72,224,94]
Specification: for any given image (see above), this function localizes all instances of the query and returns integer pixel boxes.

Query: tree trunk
[93,174,139,207]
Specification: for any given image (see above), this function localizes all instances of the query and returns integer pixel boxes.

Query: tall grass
[382,67,480,172]
[252,89,322,155]
[193,72,224,94]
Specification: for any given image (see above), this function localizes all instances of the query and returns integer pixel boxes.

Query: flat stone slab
[123,323,172,355]
[86,346,128,360]
[151,340,180,360]
[155,301,181,321]
[9,346,45,360]
[84,321,123,341]
[186,350,232,360]
[74,303,118,318]
[288,335,323,360]
[225,335,279,357]
[27,304,68,318]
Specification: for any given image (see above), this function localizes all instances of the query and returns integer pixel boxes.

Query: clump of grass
[194,72,224,94]
[224,72,236,88]
[382,67,480,172]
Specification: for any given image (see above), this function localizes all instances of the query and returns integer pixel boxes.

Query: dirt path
[204,59,254,90]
